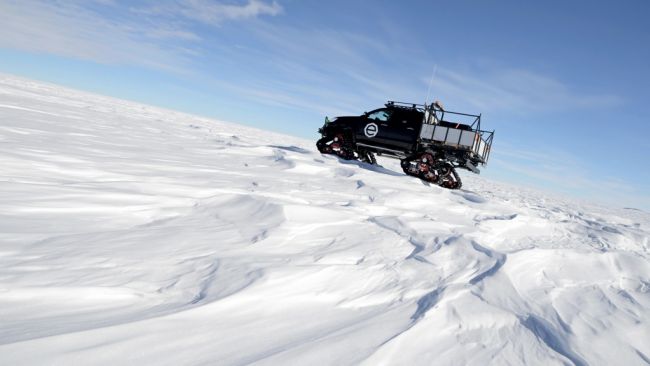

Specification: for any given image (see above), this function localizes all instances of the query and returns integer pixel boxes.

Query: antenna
[425,64,438,106]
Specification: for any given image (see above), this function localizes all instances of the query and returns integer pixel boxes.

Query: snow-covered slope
[1,74,649,366]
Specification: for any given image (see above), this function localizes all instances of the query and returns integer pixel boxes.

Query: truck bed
[381,101,494,165]
[419,120,493,164]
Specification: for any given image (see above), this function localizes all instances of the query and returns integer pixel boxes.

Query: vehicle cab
[353,104,423,154]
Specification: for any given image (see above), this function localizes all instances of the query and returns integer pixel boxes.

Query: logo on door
[364,123,379,138]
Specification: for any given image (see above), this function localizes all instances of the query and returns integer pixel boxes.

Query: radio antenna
[425,64,438,106]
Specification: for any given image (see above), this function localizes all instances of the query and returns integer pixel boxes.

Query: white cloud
[132,0,283,26]
[0,0,283,71]
[428,67,623,113]
[0,1,199,72]
[179,0,283,24]
[144,28,203,42]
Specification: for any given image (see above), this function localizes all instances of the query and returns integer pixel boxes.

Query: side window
[392,110,418,127]
[406,111,423,127]
[367,109,392,122]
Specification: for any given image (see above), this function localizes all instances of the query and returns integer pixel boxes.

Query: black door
[385,109,420,150]
[356,108,420,151]
[356,108,393,148]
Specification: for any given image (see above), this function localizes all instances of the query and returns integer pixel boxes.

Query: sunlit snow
[1,75,649,365]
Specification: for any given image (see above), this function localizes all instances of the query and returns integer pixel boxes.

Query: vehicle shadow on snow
[267,145,311,154]
[334,157,405,177]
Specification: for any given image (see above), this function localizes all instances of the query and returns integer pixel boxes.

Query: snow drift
[0,74,649,365]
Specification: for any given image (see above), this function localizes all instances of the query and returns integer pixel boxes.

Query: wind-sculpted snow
[1,75,649,365]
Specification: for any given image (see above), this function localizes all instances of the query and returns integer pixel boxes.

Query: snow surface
[0,74,649,365]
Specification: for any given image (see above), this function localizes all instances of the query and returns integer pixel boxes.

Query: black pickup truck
[317,101,494,189]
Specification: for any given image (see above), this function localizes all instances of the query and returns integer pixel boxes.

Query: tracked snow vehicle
[317,101,494,189]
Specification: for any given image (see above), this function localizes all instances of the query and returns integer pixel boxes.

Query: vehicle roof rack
[386,100,474,116]
[385,101,425,111]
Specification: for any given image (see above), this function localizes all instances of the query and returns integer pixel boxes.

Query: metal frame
[420,102,494,164]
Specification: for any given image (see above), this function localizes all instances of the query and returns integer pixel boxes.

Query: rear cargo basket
[418,103,494,164]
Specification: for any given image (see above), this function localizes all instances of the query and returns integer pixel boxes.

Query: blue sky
[1,0,649,209]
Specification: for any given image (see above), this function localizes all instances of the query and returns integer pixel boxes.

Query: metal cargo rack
[416,102,494,164]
